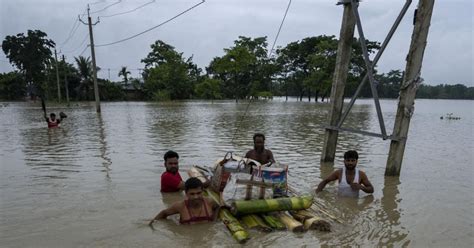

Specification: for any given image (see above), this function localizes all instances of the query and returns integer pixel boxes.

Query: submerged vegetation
[1,29,472,101]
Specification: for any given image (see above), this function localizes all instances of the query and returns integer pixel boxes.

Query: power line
[59,8,88,48]
[100,0,156,18]
[63,33,89,53]
[89,0,107,5]
[90,0,122,14]
[59,17,81,47]
[95,0,205,47]
[79,45,90,56]
[268,0,292,57]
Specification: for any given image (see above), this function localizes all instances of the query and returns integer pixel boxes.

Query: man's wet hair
[253,133,265,142]
[164,150,179,162]
[344,150,359,160]
[50,113,56,117]
[185,177,203,192]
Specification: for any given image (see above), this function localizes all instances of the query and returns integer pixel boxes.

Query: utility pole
[321,2,356,162]
[54,49,61,102]
[108,68,111,80]
[62,55,70,105]
[80,5,101,113]
[385,0,435,176]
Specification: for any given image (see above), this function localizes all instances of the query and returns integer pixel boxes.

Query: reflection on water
[0,99,473,247]
[378,177,409,247]
[98,113,111,179]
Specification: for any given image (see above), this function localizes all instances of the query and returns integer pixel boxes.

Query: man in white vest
[315,150,374,197]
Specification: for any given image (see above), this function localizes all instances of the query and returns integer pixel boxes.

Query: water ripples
[0,99,472,247]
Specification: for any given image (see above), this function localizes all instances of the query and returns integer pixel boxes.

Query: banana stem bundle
[241,214,272,232]
[289,210,331,231]
[276,212,304,232]
[231,196,313,216]
[260,214,286,230]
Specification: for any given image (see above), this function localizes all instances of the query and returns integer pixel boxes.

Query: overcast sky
[1,0,472,85]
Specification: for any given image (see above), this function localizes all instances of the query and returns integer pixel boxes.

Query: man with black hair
[161,150,184,192]
[245,133,275,166]
[45,112,66,128]
[316,150,374,197]
[149,177,218,225]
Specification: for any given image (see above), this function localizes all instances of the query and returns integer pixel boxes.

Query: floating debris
[440,113,461,120]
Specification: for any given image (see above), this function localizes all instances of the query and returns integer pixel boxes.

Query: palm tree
[118,66,131,87]
[74,56,93,100]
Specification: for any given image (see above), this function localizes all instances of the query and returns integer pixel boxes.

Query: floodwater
[0,99,472,247]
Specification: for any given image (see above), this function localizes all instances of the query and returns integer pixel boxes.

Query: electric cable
[95,0,205,47]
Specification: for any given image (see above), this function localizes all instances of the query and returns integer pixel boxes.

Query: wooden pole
[87,5,101,113]
[54,49,61,102]
[385,0,435,176]
[321,3,356,162]
[62,55,70,105]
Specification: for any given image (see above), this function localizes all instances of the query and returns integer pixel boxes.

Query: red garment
[47,118,60,128]
[180,199,213,224]
[161,171,182,192]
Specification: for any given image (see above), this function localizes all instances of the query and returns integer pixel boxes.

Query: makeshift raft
[188,153,332,243]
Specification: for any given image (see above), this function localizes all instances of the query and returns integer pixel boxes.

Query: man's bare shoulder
[204,197,216,206]
[245,149,256,157]
[358,170,368,177]
[170,200,186,210]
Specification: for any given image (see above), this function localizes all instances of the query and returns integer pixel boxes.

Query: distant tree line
[1,29,473,101]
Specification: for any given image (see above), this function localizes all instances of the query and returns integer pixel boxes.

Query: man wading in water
[161,150,185,192]
[245,133,275,166]
[45,112,67,128]
[149,178,219,225]
[315,150,374,197]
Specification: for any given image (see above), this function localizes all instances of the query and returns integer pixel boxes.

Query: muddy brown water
[0,99,472,247]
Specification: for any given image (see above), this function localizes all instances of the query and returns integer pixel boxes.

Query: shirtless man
[315,150,374,197]
[149,178,219,225]
[245,133,275,166]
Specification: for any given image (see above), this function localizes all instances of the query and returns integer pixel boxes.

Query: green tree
[44,59,81,101]
[2,30,55,96]
[277,36,379,101]
[0,71,26,100]
[142,40,199,100]
[375,69,403,98]
[74,56,93,100]
[118,66,131,85]
[98,79,125,101]
[277,36,338,101]
[416,83,474,99]
[195,77,222,100]
[344,38,381,98]
[207,36,276,100]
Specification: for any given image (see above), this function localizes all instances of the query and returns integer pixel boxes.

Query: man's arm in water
[149,202,180,225]
[315,170,340,193]
[267,149,276,164]
[350,171,374,193]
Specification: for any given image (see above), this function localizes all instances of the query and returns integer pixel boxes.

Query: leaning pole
[385,0,435,176]
[320,2,356,163]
